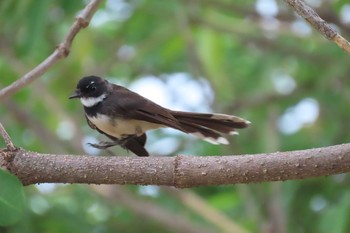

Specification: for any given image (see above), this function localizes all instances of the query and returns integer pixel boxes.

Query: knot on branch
[174,155,185,188]
[0,148,17,163]
[75,16,90,28]
[56,43,70,57]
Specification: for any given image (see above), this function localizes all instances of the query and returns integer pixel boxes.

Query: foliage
[1,0,350,232]
[0,169,25,226]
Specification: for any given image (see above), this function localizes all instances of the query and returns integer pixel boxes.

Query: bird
[69,75,250,156]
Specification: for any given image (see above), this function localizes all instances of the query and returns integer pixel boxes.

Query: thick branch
[284,0,350,54]
[1,143,350,188]
[0,0,102,101]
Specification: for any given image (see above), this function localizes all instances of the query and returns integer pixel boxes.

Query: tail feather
[171,111,250,144]
[175,120,225,144]
[176,114,245,133]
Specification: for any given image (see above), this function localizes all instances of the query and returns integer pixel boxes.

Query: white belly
[87,114,162,138]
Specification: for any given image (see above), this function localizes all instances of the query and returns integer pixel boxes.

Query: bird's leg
[88,140,121,149]
[88,135,145,156]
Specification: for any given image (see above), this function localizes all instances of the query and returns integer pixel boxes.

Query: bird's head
[69,76,108,107]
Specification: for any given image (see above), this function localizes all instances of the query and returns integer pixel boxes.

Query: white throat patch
[80,94,106,107]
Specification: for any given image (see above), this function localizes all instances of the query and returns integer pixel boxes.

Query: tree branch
[0,0,102,101]
[1,140,350,187]
[1,121,349,187]
[284,0,350,54]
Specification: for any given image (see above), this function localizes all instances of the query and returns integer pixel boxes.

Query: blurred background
[1,0,350,232]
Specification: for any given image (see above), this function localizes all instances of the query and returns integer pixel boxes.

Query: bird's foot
[88,141,121,149]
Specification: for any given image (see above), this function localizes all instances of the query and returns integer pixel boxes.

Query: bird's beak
[69,90,81,99]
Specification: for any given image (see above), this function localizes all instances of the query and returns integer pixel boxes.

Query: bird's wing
[103,85,184,131]
[85,115,118,140]
[85,115,97,129]
[85,115,149,156]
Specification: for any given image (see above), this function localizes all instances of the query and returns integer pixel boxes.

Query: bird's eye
[86,83,96,91]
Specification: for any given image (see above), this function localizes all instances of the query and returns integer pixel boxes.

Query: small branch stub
[0,122,16,151]
[0,122,18,165]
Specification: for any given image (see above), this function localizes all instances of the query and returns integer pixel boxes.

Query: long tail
[171,111,250,144]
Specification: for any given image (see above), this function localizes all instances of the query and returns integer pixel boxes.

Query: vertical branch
[264,108,286,233]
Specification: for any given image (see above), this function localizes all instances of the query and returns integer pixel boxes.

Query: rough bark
[1,143,350,188]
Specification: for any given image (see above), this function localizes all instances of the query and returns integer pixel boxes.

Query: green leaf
[0,169,25,226]
[319,191,350,233]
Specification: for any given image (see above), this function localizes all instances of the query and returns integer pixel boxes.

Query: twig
[284,0,350,54]
[2,142,350,187]
[0,122,16,151]
[0,0,102,101]
[333,34,350,54]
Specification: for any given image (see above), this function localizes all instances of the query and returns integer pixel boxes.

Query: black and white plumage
[69,76,250,156]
